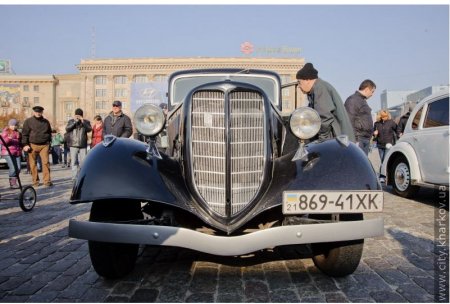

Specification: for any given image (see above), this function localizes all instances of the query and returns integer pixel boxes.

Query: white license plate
[282,190,383,214]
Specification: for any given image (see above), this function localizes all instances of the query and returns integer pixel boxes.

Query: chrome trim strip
[69,218,384,256]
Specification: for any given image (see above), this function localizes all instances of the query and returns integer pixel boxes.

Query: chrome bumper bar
[69,218,384,256]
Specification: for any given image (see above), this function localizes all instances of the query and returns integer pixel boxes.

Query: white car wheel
[394,162,410,192]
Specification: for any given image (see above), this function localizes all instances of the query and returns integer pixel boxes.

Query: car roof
[416,88,449,108]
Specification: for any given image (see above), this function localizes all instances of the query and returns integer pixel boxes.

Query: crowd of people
[1,100,131,188]
[295,62,411,182]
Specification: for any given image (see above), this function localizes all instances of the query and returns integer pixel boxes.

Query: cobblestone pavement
[0,151,446,303]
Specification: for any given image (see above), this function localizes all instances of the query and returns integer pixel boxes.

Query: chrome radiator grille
[191,90,265,217]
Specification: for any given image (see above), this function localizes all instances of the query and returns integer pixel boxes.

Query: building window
[280,75,291,97]
[65,101,74,112]
[96,89,107,97]
[134,75,148,83]
[23,97,29,103]
[115,88,127,98]
[33,85,39,92]
[95,101,108,110]
[34,97,39,104]
[121,101,127,109]
[114,75,127,84]
[95,75,107,85]
[154,74,168,82]
[23,85,29,91]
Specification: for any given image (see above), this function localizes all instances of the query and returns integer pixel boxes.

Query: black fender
[70,137,192,207]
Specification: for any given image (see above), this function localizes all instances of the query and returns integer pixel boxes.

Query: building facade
[1,57,305,131]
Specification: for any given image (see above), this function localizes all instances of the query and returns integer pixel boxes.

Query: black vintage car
[69,69,384,279]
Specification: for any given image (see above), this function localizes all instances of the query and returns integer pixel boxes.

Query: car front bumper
[69,217,384,256]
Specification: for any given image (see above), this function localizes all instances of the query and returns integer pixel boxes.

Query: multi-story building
[0,57,305,131]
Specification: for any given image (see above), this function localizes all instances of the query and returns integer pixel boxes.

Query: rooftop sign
[240,41,301,56]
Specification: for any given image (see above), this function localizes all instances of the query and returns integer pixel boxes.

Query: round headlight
[289,107,321,139]
[133,104,166,136]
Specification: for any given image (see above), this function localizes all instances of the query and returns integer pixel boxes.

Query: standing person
[62,131,71,168]
[22,106,53,187]
[50,129,64,165]
[344,79,377,155]
[1,119,22,188]
[397,103,415,137]
[373,109,398,182]
[91,115,104,148]
[103,100,133,138]
[66,108,92,179]
[296,63,355,142]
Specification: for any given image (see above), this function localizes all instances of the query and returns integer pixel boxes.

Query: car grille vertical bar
[229,91,265,215]
[191,91,226,215]
[191,90,265,217]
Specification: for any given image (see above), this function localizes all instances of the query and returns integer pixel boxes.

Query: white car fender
[381,142,422,183]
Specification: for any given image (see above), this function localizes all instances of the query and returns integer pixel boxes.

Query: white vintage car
[381,89,449,197]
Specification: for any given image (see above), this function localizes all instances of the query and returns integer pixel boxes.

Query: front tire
[88,200,143,279]
[310,214,364,277]
[390,156,419,198]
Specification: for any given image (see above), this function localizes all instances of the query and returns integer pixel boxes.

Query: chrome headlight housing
[289,107,321,140]
[133,104,166,136]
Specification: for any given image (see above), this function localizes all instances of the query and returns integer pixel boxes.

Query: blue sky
[0,4,448,111]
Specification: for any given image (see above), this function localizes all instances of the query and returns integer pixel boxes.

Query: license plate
[282,190,383,214]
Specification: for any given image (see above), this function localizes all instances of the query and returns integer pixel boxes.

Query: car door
[413,96,449,184]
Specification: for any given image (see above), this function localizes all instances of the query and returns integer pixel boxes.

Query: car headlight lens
[133,104,166,136]
[289,107,321,139]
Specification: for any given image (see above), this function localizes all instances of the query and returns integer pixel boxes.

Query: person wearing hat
[1,118,22,188]
[396,103,415,138]
[296,63,355,142]
[66,108,92,180]
[103,100,133,138]
[344,79,377,155]
[373,109,398,182]
[22,106,53,187]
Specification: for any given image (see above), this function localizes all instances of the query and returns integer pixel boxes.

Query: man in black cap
[66,108,92,179]
[296,63,355,142]
[22,106,53,187]
[103,100,133,138]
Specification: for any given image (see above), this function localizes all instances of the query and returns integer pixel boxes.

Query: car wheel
[390,156,419,198]
[310,213,364,277]
[88,200,143,279]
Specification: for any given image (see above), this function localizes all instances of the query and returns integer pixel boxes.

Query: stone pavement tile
[57,282,90,299]
[216,292,243,303]
[325,291,350,303]
[9,279,47,296]
[26,290,58,302]
[31,270,60,282]
[375,268,413,286]
[80,287,110,302]
[217,273,243,294]
[353,273,392,291]
[0,276,31,294]
[0,294,29,302]
[265,270,294,291]
[364,257,394,270]
[299,295,326,302]
[46,258,77,273]
[1,262,30,277]
[158,284,189,302]
[413,277,435,295]
[63,257,91,276]
[404,254,434,271]
[0,257,19,271]
[396,283,434,302]
[397,265,430,278]
[242,264,265,281]
[111,281,139,296]
[41,251,70,263]
[295,283,321,298]
[244,280,270,302]
[185,292,214,303]
[188,266,218,293]
[104,295,130,302]
[370,290,407,302]
[129,288,159,302]
[268,288,300,302]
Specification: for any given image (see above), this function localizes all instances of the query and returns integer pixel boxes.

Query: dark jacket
[66,119,92,148]
[22,116,52,145]
[103,112,132,138]
[344,91,374,140]
[396,112,411,136]
[374,119,397,148]
[307,78,356,142]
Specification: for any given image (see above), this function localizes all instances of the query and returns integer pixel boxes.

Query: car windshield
[170,73,280,106]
